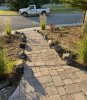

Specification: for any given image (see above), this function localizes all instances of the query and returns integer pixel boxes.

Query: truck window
[36,5,42,9]
[30,6,34,10]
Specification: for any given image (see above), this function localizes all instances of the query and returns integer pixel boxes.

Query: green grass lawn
[0,10,19,15]
[51,6,83,14]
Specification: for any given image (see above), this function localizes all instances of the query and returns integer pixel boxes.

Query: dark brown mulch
[0,34,21,60]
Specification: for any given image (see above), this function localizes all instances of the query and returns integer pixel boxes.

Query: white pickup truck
[19,5,51,17]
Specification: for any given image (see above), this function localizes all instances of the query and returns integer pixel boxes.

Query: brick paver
[8,29,87,100]
[71,92,86,100]
[57,86,66,96]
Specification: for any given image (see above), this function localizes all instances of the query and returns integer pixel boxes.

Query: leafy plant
[77,35,87,64]
[40,14,47,30]
[0,48,14,75]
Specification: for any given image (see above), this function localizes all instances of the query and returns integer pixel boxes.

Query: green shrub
[77,34,87,64]
[40,14,46,30]
[0,48,14,75]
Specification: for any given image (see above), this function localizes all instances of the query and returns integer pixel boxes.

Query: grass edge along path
[0,10,19,16]
[51,6,83,14]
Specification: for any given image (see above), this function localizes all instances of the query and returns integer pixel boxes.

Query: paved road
[0,13,83,32]
[0,5,9,10]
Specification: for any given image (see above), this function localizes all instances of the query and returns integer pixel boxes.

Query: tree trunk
[83,10,87,24]
[83,10,87,34]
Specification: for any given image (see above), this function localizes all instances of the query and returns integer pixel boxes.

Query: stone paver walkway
[9,29,87,100]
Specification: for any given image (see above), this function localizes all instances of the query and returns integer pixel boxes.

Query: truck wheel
[22,12,28,17]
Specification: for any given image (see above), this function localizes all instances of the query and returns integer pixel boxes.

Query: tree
[0,0,5,4]
[65,0,87,25]
[53,0,60,4]
[7,0,50,11]
[6,0,29,10]
[60,0,65,4]
[29,0,50,5]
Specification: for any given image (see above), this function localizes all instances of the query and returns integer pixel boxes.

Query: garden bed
[0,32,25,99]
[39,26,82,52]
[37,26,87,70]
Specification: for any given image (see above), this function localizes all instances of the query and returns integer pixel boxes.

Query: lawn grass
[51,6,83,14]
[0,10,19,15]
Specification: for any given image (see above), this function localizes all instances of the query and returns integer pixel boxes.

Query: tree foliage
[65,0,87,10]
[7,0,50,11]
[0,0,5,4]
[6,0,29,10]
[29,0,50,5]
[51,0,60,4]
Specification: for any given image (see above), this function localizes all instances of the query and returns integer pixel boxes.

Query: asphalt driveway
[0,13,83,32]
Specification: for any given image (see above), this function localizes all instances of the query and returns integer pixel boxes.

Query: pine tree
[65,0,87,24]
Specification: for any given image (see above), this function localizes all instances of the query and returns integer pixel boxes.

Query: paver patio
[9,28,87,100]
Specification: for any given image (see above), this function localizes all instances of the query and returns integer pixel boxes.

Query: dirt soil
[0,34,21,61]
[41,26,83,53]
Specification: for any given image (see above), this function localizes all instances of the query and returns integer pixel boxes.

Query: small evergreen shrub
[40,14,47,30]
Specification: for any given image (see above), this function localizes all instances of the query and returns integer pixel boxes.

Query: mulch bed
[40,26,83,52]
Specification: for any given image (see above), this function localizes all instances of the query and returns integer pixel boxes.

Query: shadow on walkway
[27,38,41,44]
[67,59,87,73]
[25,45,32,52]
[27,55,32,62]
[24,64,46,97]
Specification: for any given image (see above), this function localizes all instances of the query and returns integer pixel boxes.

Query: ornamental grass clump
[77,34,87,64]
[40,14,47,30]
[4,18,12,43]
[0,48,14,75]
[4,17,11,36]
[5,24,11,36]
